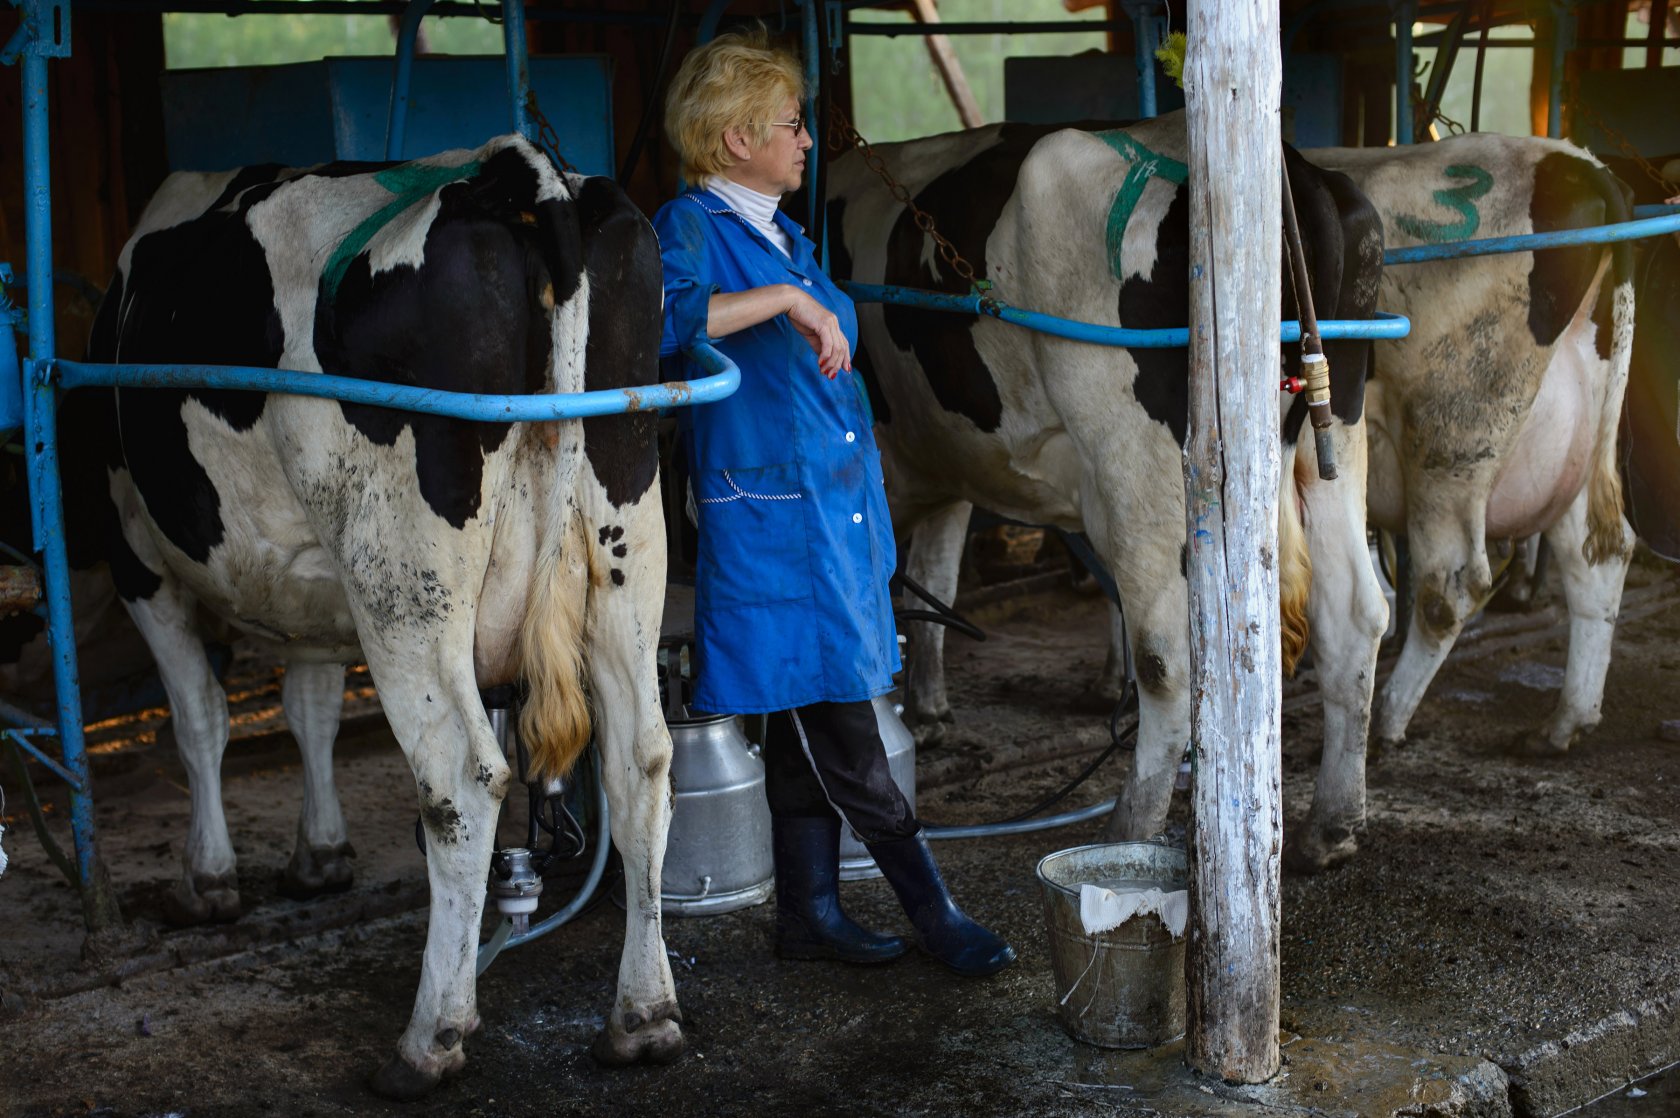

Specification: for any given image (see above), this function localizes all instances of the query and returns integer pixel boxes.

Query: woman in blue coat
[655,28,1013,978]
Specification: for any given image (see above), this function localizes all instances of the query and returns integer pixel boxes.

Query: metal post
[803,0,820,236]
[386,0,438,159]
[503,0,533,142]
[1395,0,1416,143]
[1124,0,1164,119]
[1547,0,1572,139]
[18,0,122,932]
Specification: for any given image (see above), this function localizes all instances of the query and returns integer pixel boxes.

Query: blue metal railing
[54,348,739,421]
[840,282,1413,347]
[1384,211,1680,266]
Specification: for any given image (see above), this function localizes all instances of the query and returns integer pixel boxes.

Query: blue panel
[162,62,336,171]
[161,55,614,176]
[1283,54,1342,149]
[1004,52,1184,124]
[326,56,615,174]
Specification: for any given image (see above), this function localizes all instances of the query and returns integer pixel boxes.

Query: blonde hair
[665,26,804,182]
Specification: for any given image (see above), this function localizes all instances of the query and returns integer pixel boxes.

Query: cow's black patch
[1118,182,1192,446]
[207,164,288,212]
[1528,153,1631,348]
[1282,151,1382,444]
[314,151,575,528]
[879,125,1072,432]
[1117,146,1380,450]
[95,209,283,563]
[610,568,625,586]
[574,175,661,508]
[825,197,892,426]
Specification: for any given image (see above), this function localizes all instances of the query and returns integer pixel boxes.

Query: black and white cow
[85,136,681,1095]
[1308,135,1637,761]
[827,111,1389,870]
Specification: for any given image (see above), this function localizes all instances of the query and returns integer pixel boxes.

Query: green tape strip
[1095,130,1188,282]
[321,159,483,303]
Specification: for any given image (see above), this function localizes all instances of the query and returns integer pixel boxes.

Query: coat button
[802,277,813,286]
[852,513,863,524]
[844,431,856,443]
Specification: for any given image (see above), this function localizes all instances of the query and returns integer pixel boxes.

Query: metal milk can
[838,696,918,880]
[658,710,774,915]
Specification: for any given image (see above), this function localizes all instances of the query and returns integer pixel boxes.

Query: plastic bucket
[1035,842,1188,1048]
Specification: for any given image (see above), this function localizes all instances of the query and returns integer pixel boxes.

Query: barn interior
[2,2,1680,1116]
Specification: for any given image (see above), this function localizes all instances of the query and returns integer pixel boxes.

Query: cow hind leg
[1372,516,1492,754]
[901,500,971,743]
[278,661,355,899]
[366,663,508,1100]
[1285,426,1388,873]
[125,576,241,925]
[582,495,683,1068]
[1528,494,1632,755]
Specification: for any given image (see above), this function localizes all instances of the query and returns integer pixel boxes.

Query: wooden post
[1182,0,1283,1085]
[908,0,985,128]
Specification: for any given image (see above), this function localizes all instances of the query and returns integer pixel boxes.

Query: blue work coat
[654,188,900,715]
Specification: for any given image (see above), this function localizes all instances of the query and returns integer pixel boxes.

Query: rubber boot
[773,816,908,964]
[866,830,1017,977]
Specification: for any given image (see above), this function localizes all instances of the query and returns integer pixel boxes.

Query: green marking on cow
[321,159,483,303]
[1094,130,1188,283]
[1393,163,1493,244]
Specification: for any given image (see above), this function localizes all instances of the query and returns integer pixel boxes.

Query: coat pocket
[694,463,813,608]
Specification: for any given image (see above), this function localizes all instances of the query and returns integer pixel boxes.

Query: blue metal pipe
[840,282,1411,347]
[20,26,109,922]
[4,728,83,791]
[503,0,533,142]
[1547,0,1571,140]
[1127,1,1161,119]
[696,0,735,43]
[1395,0,1416,144]
[1384,211,1680,265]
[1634,204,1680,219]
[54,344,739,420]
[385,0,438,160]
[803,0,821,236]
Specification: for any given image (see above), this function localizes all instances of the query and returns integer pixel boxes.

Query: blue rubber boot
[773,817,908,964]
[866,830,1017,977]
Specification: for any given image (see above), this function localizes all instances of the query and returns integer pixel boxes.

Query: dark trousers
[763,699,919,844]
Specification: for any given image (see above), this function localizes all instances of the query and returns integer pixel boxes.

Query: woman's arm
[708,285,852,380]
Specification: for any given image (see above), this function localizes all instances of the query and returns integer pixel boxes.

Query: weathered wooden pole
[1181,0,1284,1085]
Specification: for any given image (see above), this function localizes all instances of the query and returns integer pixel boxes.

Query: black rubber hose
[917,682,1138,830]
[617,0,684,186]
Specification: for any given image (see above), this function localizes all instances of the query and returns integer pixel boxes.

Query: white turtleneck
[703,175,795,260]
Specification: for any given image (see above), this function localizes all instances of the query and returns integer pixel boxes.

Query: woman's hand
[783,289,851,379]
[706,285,852,380]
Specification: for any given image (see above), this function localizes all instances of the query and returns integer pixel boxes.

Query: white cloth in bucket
[1078,881,1188,938]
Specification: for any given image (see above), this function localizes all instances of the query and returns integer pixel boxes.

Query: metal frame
[1,0,738,933]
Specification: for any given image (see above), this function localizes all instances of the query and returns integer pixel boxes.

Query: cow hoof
[163,873,241,926]
[1368,736,1403,764]
[1512,729,1573,758]
[1283,829,1358,875]
[367,1052,454,1101]
[279,842,357,900]
[907,717,949,747]
[590,1008,685,1067]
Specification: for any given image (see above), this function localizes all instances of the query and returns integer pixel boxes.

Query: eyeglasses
[766,115,807,135]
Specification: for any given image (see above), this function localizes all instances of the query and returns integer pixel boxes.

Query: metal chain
[827,104,995,301]
[1573,99,1680,198]
[526,92,579,176]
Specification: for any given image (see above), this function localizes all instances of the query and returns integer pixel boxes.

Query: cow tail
[1584,278,1634,564]
[1278,472,1313,677]
[1585,167,1637,566]
[518,515,593,781]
